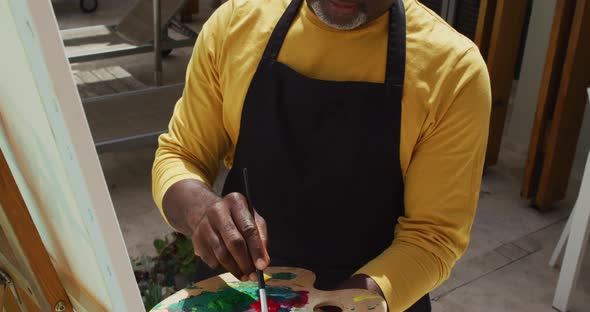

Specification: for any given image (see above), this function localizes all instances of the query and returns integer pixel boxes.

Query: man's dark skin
[162,0,396,303]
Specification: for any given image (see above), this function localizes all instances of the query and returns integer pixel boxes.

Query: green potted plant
[133,232,200,310]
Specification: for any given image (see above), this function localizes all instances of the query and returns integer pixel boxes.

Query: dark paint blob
[270,272,297,281]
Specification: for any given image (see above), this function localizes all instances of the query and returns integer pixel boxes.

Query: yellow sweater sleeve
[151,2,232,218]
[357,48,491,311]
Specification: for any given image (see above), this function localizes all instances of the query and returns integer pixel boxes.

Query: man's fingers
[218,219,256,277]
[208,200,251,279]
[193,216,246,280]
[210,235,244,280]
[234,212,267,271]
[192,219,220,269]
[201,192,270,279]
[227,193,269,271]
[255,210,269,249]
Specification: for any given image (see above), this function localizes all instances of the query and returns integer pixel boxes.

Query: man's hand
[189,192,270,281]
[336,274,384,296]
[162,180,270,281]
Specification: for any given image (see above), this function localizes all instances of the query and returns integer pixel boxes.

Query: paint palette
[151,267,386,312]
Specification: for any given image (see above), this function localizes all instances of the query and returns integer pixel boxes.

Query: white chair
[549,149,590,311]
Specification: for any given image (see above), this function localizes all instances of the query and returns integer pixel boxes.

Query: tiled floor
[432,218,590,311]
[53,1,590,311]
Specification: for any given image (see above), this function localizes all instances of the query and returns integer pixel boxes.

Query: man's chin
[326,14,361,27]
[312,0,368,30]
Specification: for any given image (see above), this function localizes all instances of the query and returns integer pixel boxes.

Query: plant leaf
[153,239,167,255]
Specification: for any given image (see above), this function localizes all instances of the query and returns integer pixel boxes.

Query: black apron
[220,0,431,310]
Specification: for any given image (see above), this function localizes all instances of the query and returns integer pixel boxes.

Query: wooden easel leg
[4,288,22,312]
[0,148,73,311]
[0,283,6,310]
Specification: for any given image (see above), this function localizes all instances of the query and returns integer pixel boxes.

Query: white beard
[309,1,368,30]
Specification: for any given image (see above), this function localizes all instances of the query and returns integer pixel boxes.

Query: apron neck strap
[385,0,406,88]
[262,0,406,88]
[262,0,304,61]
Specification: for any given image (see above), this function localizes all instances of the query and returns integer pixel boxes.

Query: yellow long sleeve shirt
[152,0,491,310]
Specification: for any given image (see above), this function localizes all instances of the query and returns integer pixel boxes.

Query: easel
[0,147,73,311]
[1,0,144,309]
[549,90,590,312]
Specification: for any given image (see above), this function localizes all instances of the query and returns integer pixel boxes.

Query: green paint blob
[270,272,297,280]
[163,282,257,312]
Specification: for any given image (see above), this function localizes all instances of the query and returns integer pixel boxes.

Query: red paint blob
[250,298,280,312]
[249,290,309,312]
[282,291,309,307]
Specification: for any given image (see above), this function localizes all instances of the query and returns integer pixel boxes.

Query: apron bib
[220,0,430,310]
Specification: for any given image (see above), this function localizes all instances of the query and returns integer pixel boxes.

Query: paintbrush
[242,168,268,312]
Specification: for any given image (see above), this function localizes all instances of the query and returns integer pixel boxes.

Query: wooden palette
[151,267,387,312]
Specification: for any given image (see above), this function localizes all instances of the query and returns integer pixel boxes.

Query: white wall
[507,0,556,148]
